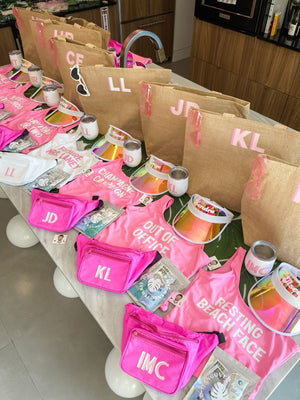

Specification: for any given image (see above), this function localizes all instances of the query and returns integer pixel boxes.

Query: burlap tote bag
[49,36,115,106]
[64,19,110,49]
[13,7,64,66]
[241,155,300,268]
[74,65,172,140]
[30,19,111,82]
[182,108,300,212]
[140,82,250,165]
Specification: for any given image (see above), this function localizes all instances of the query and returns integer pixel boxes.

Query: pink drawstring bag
[76,234,158,293]
[0,126,26,150]
[121,303,224,394]
[28,189,101,232]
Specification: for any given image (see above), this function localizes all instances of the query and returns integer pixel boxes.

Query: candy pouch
[120,303,224,394]
[76,234,158,293]
[183,346,260,400]
[28,189,101,232]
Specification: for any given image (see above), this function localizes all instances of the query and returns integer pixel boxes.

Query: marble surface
[1,67,299,400]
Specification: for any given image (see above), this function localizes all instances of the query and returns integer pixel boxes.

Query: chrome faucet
[119,29,167,68]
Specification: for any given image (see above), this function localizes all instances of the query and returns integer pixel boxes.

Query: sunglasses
[70,65,90,97]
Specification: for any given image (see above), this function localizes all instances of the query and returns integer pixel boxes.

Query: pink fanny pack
[28,189,101,232]
[121,303,224,394]
[0,126,26,150]
[76,234,158,293]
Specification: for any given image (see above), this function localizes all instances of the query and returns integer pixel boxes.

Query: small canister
[9,49,23,70]
[123,138,142,167]
[42,85,60,107]
[167,166,189,197]
[80,114,99,140]
[28,65,43,88]
[244,240,277,277]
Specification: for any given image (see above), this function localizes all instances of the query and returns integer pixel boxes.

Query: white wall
[172,0,195,62]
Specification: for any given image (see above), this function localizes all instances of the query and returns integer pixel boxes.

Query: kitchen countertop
[0,65,299,400]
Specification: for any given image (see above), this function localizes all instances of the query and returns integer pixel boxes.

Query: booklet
[3,129,37,152]
[26,167,70,192]
[183,347,260,400]
[127,257,190,312]
[74,200,124,238]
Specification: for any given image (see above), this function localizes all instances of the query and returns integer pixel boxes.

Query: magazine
[75,200,124,238]
[127,257,190,312]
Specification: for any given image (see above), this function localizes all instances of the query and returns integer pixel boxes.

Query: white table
[1,68,299,400]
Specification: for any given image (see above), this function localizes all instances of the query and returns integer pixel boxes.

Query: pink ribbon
[244,155,268,200]
[188,108,202,147]
[36,22,46,48]
[140,82,152,117]
[13,7,24,31]
[49,38,58,67]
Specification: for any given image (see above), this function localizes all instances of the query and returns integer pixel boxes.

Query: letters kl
[231,128,264,153]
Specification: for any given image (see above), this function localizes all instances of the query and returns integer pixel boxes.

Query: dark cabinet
[0,26,18,66]
[119,0,148,21]
[119,0,175,60]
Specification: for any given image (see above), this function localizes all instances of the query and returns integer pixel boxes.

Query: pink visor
[173,194,233,244]
[8,59,33,83]
[92,125,132,161]
[44,97,83,127]
[130,155,174,195]
[248,262,300,336]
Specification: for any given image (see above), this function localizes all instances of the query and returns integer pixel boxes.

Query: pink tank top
[1,108,75,153]
[164,247,300,399]
[0,82,42,114]
[0,65,16,88]
[96,195,210,278]
[59,158,142,208]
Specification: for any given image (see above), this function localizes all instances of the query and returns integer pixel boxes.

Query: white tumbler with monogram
[168,166,189,197]
[244,240,277,277]
[80,114,99,140]
[28,65,43,88]
[42,85,60,107]
[9,50,23,70]
[123,139,142,167]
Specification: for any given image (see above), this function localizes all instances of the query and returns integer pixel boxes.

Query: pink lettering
[53,30,74,39]
[170,99,184,116]
[66,51,84,66]
[119,78,131,92]
[184,101,199,117]
[108,77,120,91]
[107,77,131,92]
[231,128,251,149]
[249,132,264,153]
[5,167,15,177]
[292,183,300,203]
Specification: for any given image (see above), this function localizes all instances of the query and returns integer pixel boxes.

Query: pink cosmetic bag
[28,189,101,232]
[120,303,224,394]
[76,234,158,293]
